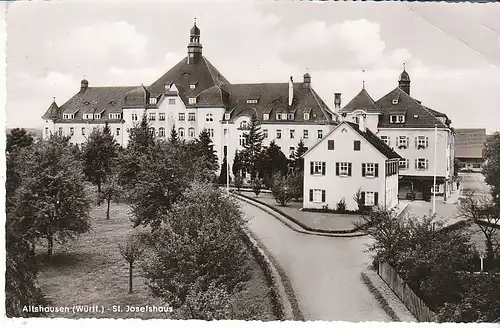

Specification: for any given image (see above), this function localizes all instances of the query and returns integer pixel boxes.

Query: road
[459,172,491,197]
[239,200,390,322]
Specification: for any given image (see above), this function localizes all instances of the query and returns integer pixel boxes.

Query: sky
[5,1,500,133]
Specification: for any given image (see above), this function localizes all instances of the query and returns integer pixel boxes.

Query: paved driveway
[460,172,491,196]
[239,200,390,322]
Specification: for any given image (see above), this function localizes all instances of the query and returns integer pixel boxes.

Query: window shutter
[362,163,366,177]
[310,162,314,175]
[348,163,352,176]
[321,190,326,203]
[361,192,365,205]
[425,159,429,170]
[425,137,429,148]
[322,162,326,175]
[406,136,410,145]
[374,192,379,205]
[396,137,399,147]
[415,159,418,169]
[415,137,418,148]
[375,164,379,177]
[336,162,339,176]
[309,189,313,202]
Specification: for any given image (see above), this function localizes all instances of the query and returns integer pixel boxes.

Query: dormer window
[276,113,282,120]
[289,113,294,120]
[246,99,258,104]
[63,114,73,119]
[263,113,269,121]
[188,97,197,105]
[240,121,248,129]
[282,114,288,121]
[390,115,405,123]
[83,114,92,120]
[109,113,121,120]
[94,114,101,119]
[149,98,157,105]
[190,83,196,89]
[304,113,310,120]
[224,113,230,120]
[84,101,90,105]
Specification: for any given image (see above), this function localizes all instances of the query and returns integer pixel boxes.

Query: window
[149,98,157,105]
[362,163,379,177]
[169,99,176,105]
[289,113,294,120]
[415,136,429,149]
[224,113,230,120]
[178,128,185,138]
[132,113,138,121]
[239,134,246,146]
[397,136,408,148]
[94,114,101,119]
[282,114,288,121]
[70,127,74,136]
[58,127,63,135]
[149,113,156,121]
[290,129,295,139]
[354,116,360,124]
[188,113,196,121]
[189,97,197,105]
[310,161,326,175]
[179,113,185,121]
[276,129,282,139]
[240,121,248,129]
[365,192,375,206]
[206,113,214,122]
[289,147,295,157]
[309,189,326,203]
[45,127,49,135]
[81,127,86,136]
[354,140,361,151]
[380,135,390,146]
[415,158,429,170]
[159,113,165,121]
[109,113,121,120]
[63,114,73,119]
[328,140,335,150]
[246,99,258,104]
[303,129,309,139]
[317,130,323,139]
[263,129,268,139]
[263,113,269,121]
[399,159,409,170]
[336,162,352,177]
[207,128,214,138]
[116,128,120,136]
[148,127,155,136]
[390,115,405,123]
[190,84,196,89]
[159,127,165,137]
[188,128,195,138]
[276,113,282,120]
[303,113,310,120]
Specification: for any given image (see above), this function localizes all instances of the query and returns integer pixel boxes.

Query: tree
[14,134,91,259]
[259,141,289,182]
[251,178,262,197]
[141,183,250,316]
[97,173,123,220]
[241,114,264,179]
[483,132,500,199]
[118,234,144,294]
[271,172,292,206]
[234,175,244,192]
[286,170,303,201]
[232,150,243,177]
[291,139,308,172]
[6,128,34,153]
[218,155,230,186]
[128,112,156,153]
[194,129,219,173]
[457,194,500,260]
[168,124,179,146]
[82,122,119,192]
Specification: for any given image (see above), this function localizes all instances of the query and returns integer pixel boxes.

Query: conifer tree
[232,150,243,177]
[292,139,308,172]
[194,129,219,173]
[168,124,179,146]
[241,113,264,179]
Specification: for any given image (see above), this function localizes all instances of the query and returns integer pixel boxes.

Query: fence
[378,262,436,322]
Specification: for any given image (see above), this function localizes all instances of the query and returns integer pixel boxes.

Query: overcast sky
[5,1,500,133]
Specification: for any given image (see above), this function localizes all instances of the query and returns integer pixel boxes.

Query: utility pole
[226,126,230,194]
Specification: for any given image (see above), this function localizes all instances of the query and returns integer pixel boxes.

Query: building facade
[338,69,455,201]
[454,128,488,172]
[42,22,337,174]
[302,120,401,211]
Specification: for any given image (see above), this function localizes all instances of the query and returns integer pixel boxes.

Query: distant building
[454,129,487,172]
[302,120,401,211]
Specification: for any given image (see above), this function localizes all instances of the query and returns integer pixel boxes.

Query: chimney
[334,93,341,111]
[359,114,366,133]
[288,76,294,106]
[80,79,89,93]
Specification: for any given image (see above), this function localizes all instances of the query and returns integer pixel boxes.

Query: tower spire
[362,69,365,89]
[187,19,202,64]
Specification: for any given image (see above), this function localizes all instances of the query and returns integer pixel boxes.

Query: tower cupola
[187,18,202,64]
[398,64,411,95]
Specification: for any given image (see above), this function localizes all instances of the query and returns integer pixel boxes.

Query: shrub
[234,175,244,191]
[336,198,347,213]
[251,179,262,197]
[286,171,303,201]
[271,173,291,206]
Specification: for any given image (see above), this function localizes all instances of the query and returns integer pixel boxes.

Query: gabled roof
[220,83,335,124]
[303,121,400,160]
[454,128,487,159]
[340,88,381,113]
[149,56,229,107]
[376,87,449,129]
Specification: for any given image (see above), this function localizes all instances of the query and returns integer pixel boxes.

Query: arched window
[159,127,165,137]
[178,128,185,138]
[188,128,195,138]
[206,113,214,122]
[240,120,248,129]
[148,127,156,136]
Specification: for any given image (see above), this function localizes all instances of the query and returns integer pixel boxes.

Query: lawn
[37,200,276,320]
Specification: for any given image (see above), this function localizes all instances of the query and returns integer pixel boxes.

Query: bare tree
[457,193,500,260]
[118,234,144,294]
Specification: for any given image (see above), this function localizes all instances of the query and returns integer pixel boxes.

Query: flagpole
[226,125,230,194]
[432,125,437,215]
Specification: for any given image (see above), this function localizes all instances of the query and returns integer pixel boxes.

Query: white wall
[50,121,125,146]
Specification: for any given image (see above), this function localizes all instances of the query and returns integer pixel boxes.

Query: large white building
[337,70,455,201]
[42,21,337,175]
[302,120,401,211]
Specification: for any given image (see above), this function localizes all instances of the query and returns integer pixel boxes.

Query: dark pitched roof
[340,88,381,113]
[454,128,487,159]
[376,87,449,128]
[220,83,335,123]
[42,100,60,120]
[148,56,229,107]
[345,122,401,159]
[124,85,151,108]
[46,86,137,123]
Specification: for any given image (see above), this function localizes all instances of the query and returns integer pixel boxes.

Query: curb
[240,227,297,320]
[233,193,366,238]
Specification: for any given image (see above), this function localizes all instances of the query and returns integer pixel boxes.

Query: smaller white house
[302,118,401,211]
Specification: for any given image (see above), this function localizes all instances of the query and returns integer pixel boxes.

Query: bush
[271,173,291,206]
[234,175,244,191]
[336,198,347,213]
[286,171,303,201]
[251,179,262,197]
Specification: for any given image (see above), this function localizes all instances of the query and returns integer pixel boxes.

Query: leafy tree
[251,178,262,197]
[218,155,230,185]
[286,170,303,201]
[142,183,250,315]
[168,124,179,146]
[291,139,308,172]
[483,132,500,199]
[241,114,264,179]
[6,128,34,153]
[82,122,119,192]
[14,134,91,259]
[271,172,292,206]
[128,112,156,153]
[232,150,243,177]
[118,233,144,294]
[97,173,123,220]
[234,175,244,192]
[259,141,289,181]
